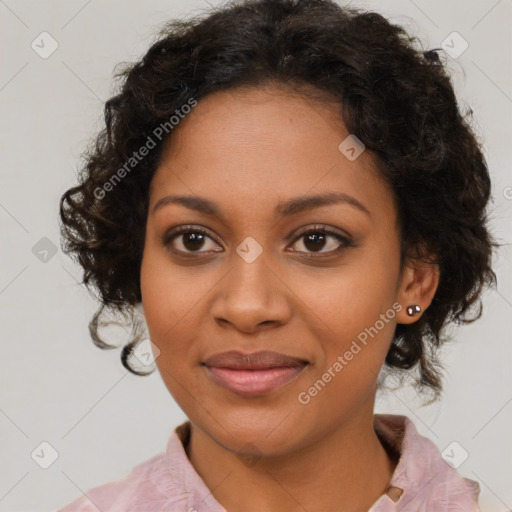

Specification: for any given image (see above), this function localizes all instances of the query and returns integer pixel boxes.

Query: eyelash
[161,224,355,258]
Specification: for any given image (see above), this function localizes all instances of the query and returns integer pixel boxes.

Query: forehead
[149,85,395,223]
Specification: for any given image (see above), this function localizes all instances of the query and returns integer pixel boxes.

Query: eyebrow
[151,191,372,219]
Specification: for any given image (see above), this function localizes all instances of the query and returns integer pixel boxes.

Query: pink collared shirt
[58,414,481,511]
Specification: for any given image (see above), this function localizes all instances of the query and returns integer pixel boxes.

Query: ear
[396,254,440,325]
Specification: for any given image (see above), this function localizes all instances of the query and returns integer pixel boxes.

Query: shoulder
[57,420,224,512]
[57,422,197,512]
[57,451,172,512]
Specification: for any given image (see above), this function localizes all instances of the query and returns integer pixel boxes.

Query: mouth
[202,350,309,397]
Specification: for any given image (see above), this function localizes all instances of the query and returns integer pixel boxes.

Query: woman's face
[140,84,432,456]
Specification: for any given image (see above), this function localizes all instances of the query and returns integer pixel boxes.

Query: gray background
[0,0,511,511]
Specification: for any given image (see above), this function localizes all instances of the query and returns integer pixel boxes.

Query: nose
[209,251,293,334]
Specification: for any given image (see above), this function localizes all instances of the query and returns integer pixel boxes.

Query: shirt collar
[164,414,480,512]
[370,414,480,511]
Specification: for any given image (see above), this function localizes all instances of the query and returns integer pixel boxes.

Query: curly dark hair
[59,0,498,401]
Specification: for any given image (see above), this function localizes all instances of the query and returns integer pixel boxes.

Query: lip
[203,350,309,397]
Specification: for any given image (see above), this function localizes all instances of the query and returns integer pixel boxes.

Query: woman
[58,0,497,510]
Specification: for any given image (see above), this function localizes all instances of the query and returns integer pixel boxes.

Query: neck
[187,406,397,512]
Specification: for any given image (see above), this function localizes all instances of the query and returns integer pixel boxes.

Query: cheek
[298,245,400,339]
[140,235,210,342]
[140,252,204,402]
[296,301,398,418]
[139,244,221,406]
[294,239,400,383]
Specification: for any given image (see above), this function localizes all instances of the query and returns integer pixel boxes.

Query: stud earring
[406,304,421,316]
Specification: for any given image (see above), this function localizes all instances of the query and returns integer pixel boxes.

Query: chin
[192,405,316,458]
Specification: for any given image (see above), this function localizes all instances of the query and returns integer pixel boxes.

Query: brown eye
[162,226,221,254]
[161,224,354,258]
[289,226,354,256]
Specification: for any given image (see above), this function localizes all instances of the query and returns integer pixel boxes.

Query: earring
[406,305,421,316]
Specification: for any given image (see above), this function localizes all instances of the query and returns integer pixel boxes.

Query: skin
[140,83,440,512]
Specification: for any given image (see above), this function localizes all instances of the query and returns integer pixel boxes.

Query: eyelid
[290,224,352,242]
